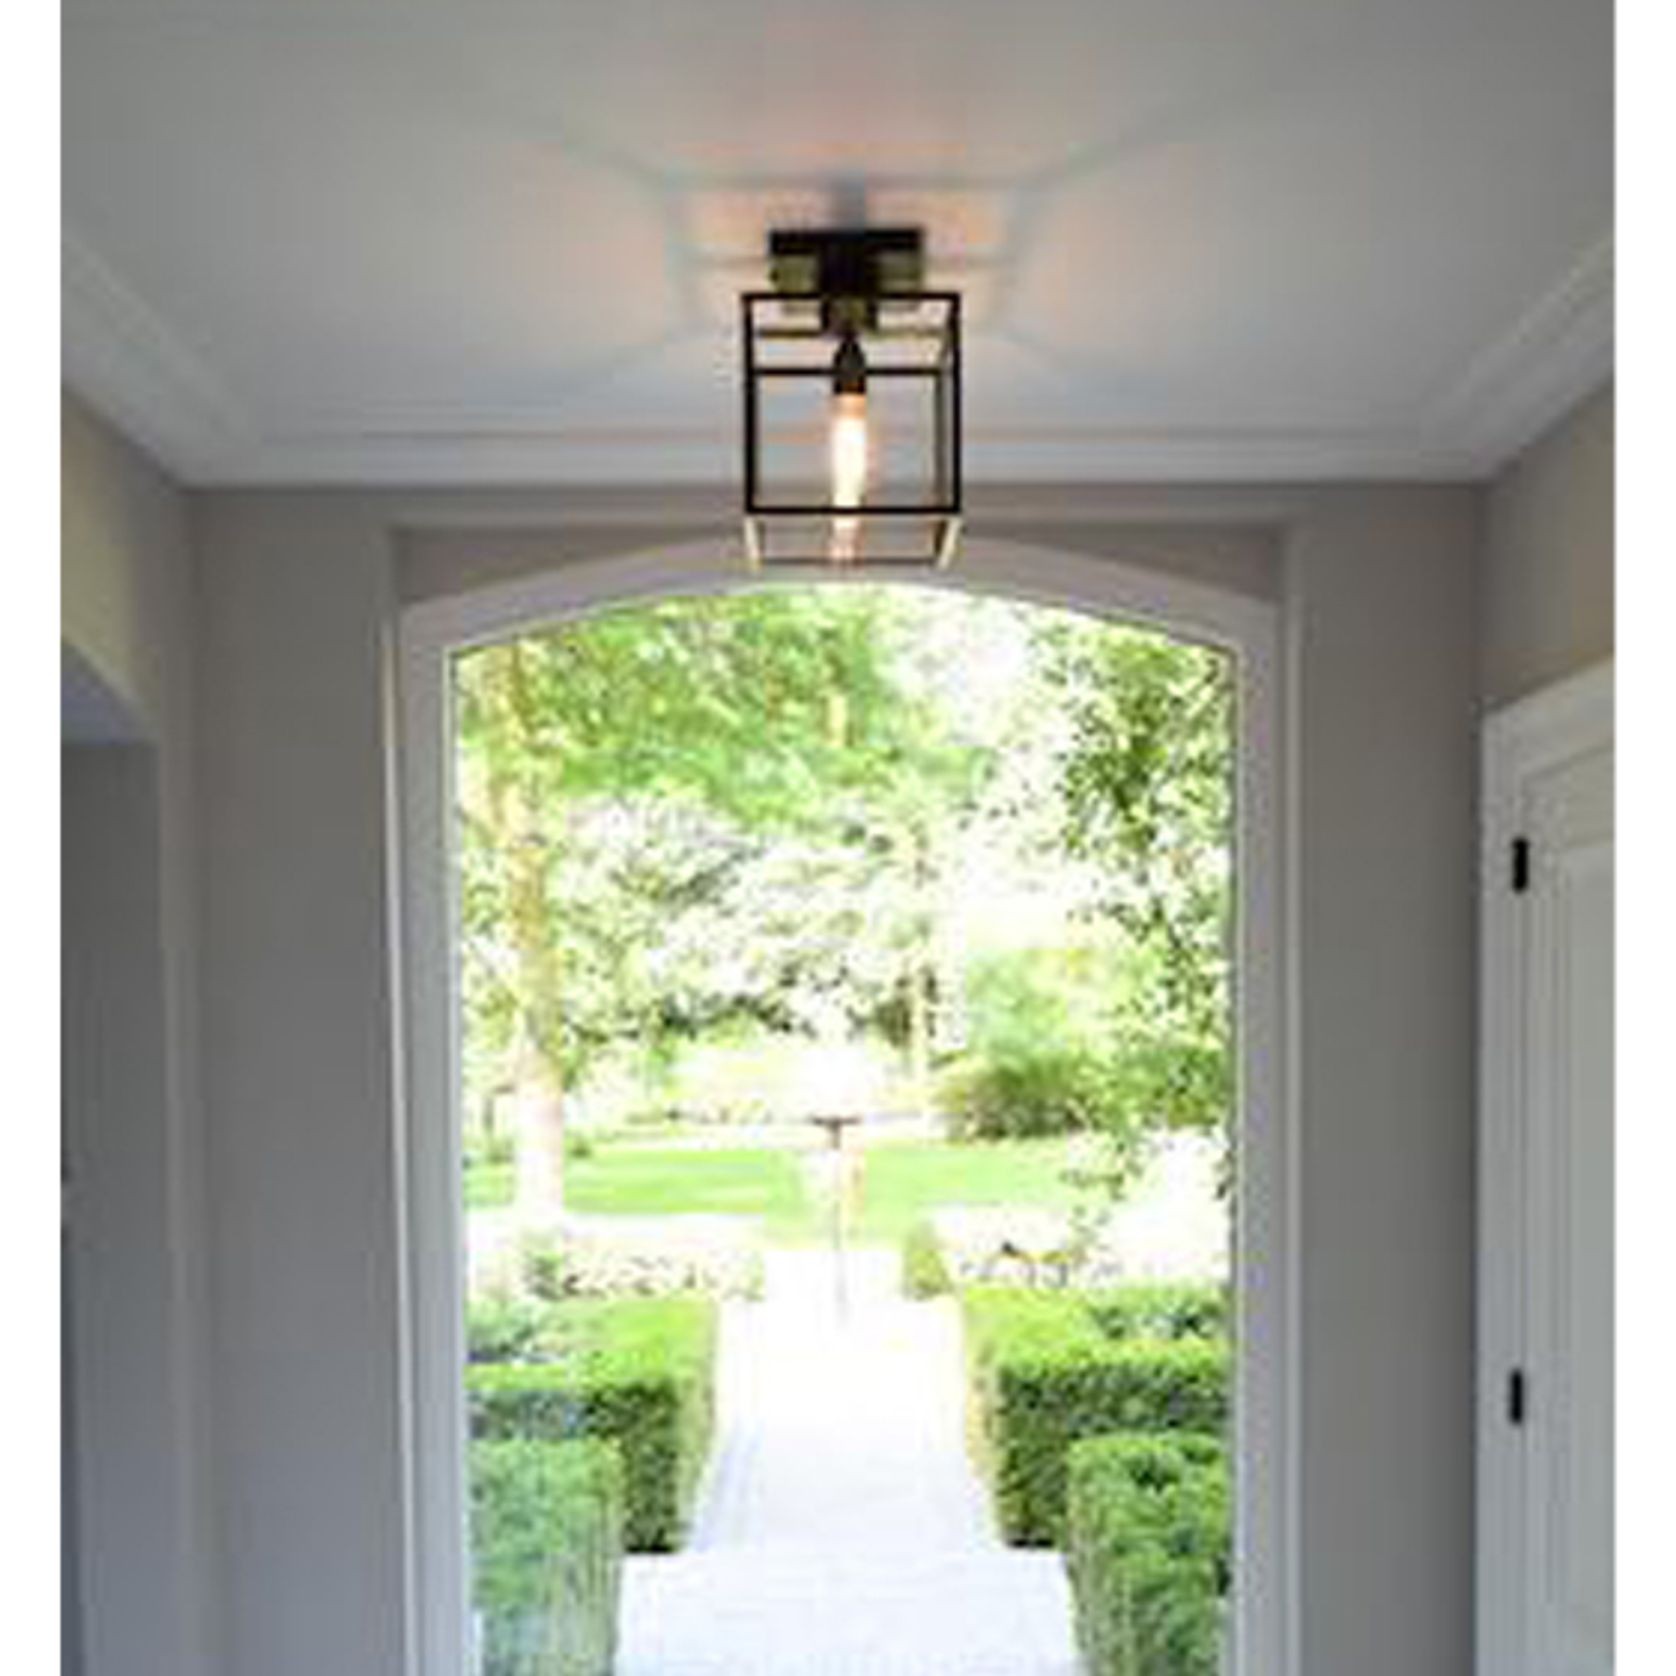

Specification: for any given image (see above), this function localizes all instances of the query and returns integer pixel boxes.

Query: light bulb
[829,390,868,563]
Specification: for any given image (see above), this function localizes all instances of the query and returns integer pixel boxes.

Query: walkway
[617,1249,1080,1676]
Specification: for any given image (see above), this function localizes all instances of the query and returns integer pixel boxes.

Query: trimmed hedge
[467,1296,718,1552]
[960,1287,1229,1544]
[1065,1433,1230,1676]
[468,1293,553,1364]
[470,1438,624,1676]
[1084,1282,1230,1344]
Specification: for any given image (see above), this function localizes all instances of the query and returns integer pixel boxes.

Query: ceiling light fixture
[742,227,961,569]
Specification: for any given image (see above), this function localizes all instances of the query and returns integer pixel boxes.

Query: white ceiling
[62,1,1612,486]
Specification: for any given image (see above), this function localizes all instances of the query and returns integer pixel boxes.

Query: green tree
[455,587,1236,1230]
[454,590,990,1216]
[1035,620,1235,1162]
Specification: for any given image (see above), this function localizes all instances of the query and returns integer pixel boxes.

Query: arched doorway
[395,535,1291,1675]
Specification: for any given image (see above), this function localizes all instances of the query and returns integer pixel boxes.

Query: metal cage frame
[740,286,962,568]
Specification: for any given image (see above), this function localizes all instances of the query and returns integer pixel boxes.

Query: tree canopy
[1036,620,1234,1137]
[453,586,1233,1209]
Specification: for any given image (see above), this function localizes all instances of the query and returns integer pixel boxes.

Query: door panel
[1478,664,1613,1676]
[1522,745,1613,1676]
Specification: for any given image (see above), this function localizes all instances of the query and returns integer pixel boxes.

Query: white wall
[1482,382,1613,709]
[195,496,412,1676]
[61,394,211,1676]
[189,480,1479,1676]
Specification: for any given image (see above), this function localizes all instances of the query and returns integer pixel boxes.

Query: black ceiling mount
[742,224,960,569]
[767,227,926,336]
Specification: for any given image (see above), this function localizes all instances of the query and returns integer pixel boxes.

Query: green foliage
[1036,619,1234,1140]
[936,947,1158,1205]
[517,1242,569,1304]
[465,1296,718,1551]
[901,1217,953,1298]
[1065,1433,1230,1676]
[452,588,1237,1231]
[939,946,1111,1138]
[962,1285,1102,1376]
[467,1293,554,1363]
[460,592,950,822]
[455,590,995,1105]
[469,1438,624,1676]
[1084,1283,1231,1343]
[466,1159,517,1211]
[960,1287,1230,1544]
[467,1130,518,1168]
[464,1130,517,1210]
[939,1047,1113,1140]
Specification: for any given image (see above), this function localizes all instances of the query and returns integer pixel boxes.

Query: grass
[466,1159,516,1210]
[849,1138,1082,1243]
[563,1145,820,1243]
[466,1134,1082,1246]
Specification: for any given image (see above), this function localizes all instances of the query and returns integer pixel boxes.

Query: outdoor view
[453,586,1235,1676]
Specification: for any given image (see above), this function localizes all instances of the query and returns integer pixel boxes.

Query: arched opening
[396,536,1290,1676]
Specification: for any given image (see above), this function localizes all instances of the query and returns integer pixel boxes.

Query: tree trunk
[495,641,570,1225]
[511,1050,566,1225]
[904,819,936,1120]
[907,953,933,1119]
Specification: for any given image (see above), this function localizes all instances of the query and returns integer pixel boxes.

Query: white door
[1479,663,1613,1676]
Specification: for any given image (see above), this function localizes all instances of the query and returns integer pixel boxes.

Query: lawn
[465,1159,516,1211]
[563,1145,820,1244]
[850,1138,1082,1243]
[466,1135,1082,1246]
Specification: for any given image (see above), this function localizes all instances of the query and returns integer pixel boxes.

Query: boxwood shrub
[1084,1282,1229,1344]
[1065,1432,1230,1676]
[469,1438,624,1676]
[466,1295,718,1552]
[960,1287,1229,1544]
[467,1292,553,1364]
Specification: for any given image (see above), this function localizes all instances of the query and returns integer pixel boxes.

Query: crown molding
[969,425,1478,483]
[61,226,1612,489]
[1426,233,1614,471]
[194,420,1482,488]
[61,227,255,479]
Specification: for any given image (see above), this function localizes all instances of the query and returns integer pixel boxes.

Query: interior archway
[394,533,1291,1676]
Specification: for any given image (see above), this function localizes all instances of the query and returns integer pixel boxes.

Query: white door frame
[1476,659,1614,1676]
[394,535,1297,1676]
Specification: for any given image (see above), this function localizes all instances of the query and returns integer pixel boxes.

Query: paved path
[618,1250,1080,1676]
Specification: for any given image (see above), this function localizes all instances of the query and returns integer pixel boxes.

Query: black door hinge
[1508,1368,1528,1426]
[1511,837,1531,894]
